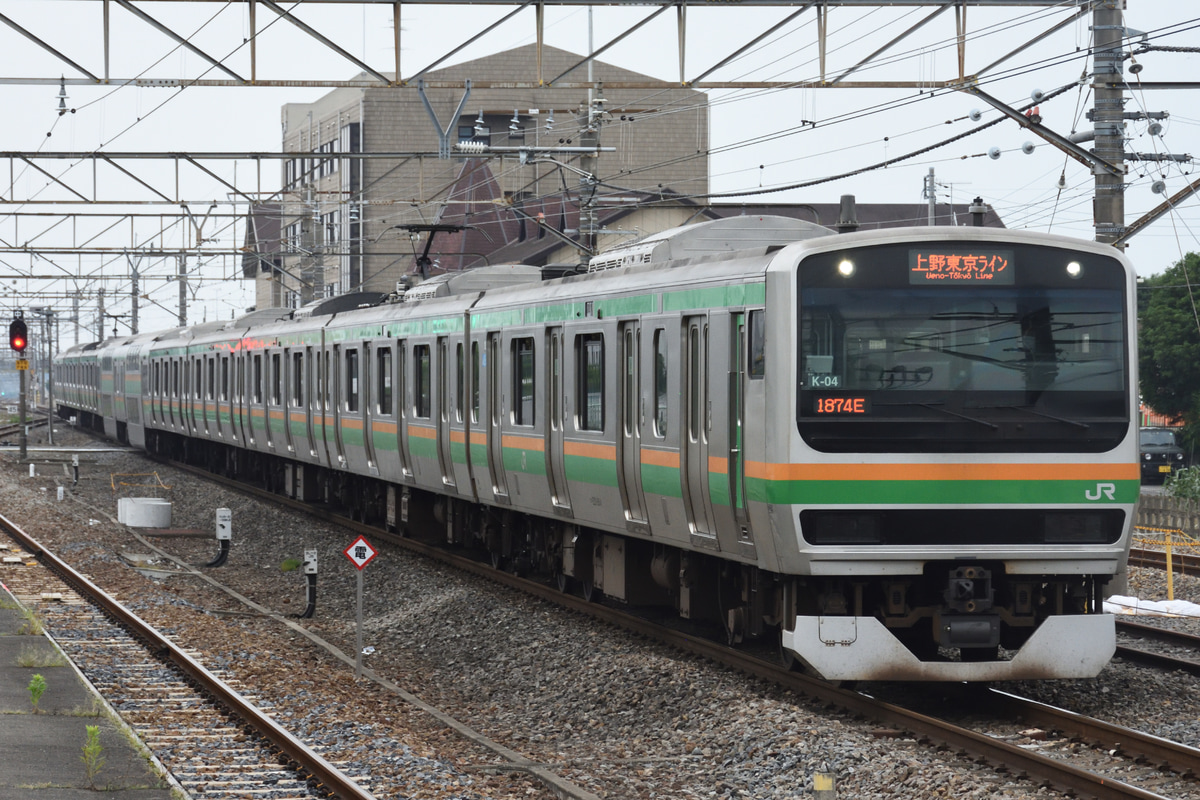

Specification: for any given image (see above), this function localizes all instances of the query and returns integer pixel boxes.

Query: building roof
[412,160,1007,275]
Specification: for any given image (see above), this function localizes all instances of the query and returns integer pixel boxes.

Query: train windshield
[797,241,1129,453]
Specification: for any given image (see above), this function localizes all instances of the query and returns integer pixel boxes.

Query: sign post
[343,535,377,679]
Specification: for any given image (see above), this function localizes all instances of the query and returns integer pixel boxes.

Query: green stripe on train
[745,478,1141,506]
[564,455,618,488]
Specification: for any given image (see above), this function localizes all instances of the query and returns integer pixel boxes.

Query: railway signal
[9,316,27,353]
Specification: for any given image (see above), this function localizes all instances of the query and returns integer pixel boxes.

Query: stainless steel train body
[55,220,1139,681]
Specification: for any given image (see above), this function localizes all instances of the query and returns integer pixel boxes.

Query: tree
[1139,252,1200,445]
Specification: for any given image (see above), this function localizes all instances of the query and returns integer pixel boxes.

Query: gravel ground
[5,425,1199,799]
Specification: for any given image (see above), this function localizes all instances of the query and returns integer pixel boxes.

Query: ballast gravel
[4,426,1200,799]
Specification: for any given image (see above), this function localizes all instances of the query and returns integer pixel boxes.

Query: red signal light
[9,317,27,353]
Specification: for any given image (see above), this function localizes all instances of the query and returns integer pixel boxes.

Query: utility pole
[1092,1,1126,246]
[96,288,105,343]
[177,255,187,327]
[923,168,936,225]
[130,257,139,333]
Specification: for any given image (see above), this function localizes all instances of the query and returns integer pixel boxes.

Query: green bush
[1165,465,1200,500]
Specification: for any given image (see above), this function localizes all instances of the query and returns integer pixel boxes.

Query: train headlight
[1177,453,1185,461]
[1066,261,1083,279]
[1143,452,1152,461]
[837,259,855,277]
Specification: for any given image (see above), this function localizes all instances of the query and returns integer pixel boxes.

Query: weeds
[16,608,44,635]
[27,673,46,713]
[16,644,67,668]
[81,725,106,789]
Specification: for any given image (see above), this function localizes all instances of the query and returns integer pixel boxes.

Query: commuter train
[55,216,1139,681]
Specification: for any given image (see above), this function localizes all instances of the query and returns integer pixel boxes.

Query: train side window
[471,341,480,423]
[576,333,604,431]
[414,344,431,418]
[172,361,179,397]
[346,349,360,412]
[221,357,229,401]
[455,343,464,423]
[193,360,201,399]
[253,354,263,403]
[271,353,282,404]
[292,352,303,406]
[653,329,668,437]
[749,309,766,379]
[377,347,392,414]
[513,337,535,426]
[314,352,322,409]
[397,344,407,419]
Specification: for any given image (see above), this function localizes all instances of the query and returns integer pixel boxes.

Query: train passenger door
[362,343,378,472]
[484,331,508,501]
[486,332,509,501]
[302,347,317,458]
[546,326,570,512]
[436,337,455,487]
[728,313,753,543]
[332,345,346,467]
[619,321,648,529]
[683,316,716,540]
[396,341,413,478]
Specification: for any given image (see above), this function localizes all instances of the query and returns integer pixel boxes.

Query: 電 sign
[343,535,377,570]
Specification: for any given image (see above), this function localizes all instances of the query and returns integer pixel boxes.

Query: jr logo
[1085,483,1117,501]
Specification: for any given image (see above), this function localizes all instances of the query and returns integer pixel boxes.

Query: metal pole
[355,568,364,679]
[46,311,54,446]
[18,367,26,461]
[1092,1,1125,246]
[131,262,140,334]
[178,255,187,327]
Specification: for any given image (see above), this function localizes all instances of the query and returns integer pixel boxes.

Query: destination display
[909,249,1014,285]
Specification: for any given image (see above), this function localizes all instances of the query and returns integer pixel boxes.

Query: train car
[56,216,1139,682]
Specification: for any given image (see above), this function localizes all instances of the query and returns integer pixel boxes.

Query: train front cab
[770,229,1139,682]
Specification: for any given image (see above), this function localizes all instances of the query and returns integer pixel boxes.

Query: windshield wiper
[875,401,999,430]
[978,404,1090,430]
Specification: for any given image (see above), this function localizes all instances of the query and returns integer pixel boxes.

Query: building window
[577,333,604,431]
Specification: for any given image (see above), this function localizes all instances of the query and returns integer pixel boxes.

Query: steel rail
[151,455,1182,800]
[1129,546,1200,576]
[0,509,377,800]
[982,687,1200,777]
[1116,620,1200,677]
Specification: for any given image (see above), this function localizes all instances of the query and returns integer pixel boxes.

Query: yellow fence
[1133,525,1200,600]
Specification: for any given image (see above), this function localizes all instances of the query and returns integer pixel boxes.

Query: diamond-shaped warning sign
[343,536,377,570]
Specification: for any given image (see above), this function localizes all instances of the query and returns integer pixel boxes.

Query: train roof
[586,214,834,272]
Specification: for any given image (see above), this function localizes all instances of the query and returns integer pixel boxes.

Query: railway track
[1117,619,1200,676]
[0,511,377,800]
[1129,546,1200,575]
[148,453,1200,800]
